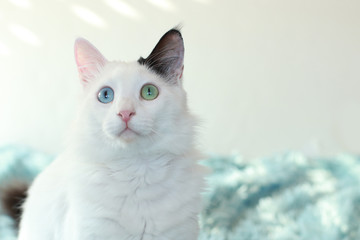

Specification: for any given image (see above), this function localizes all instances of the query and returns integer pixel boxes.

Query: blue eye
[97,87,114,103]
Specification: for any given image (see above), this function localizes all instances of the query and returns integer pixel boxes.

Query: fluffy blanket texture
[0,145,359,240]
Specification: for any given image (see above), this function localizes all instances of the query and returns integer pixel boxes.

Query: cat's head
[73,29,195,153]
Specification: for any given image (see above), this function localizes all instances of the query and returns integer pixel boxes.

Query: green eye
[141,84,159,100]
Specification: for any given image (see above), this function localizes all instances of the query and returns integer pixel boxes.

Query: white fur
[18,46,206,239]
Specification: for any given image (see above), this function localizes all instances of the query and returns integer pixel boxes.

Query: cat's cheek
[101,117,123,138]
[130,122,153,138]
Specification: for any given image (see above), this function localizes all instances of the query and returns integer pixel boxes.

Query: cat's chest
[68,159,188,234]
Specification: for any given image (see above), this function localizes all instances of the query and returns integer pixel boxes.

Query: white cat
[18,29,206,240]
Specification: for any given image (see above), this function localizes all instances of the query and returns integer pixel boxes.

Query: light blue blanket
[1,145,359,240]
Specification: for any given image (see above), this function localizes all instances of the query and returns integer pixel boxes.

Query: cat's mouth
[118,127,139,139]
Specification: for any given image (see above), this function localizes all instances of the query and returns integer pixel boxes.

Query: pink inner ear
[178,65,184,79]
[74,38,107,85]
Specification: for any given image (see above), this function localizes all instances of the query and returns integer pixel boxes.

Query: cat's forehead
[101,61,162,89]
[104,62,145,82]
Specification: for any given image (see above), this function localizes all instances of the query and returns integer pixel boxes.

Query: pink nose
[118,110,135,123]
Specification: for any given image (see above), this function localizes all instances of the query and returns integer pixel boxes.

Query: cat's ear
[138,28,184,83]
[74,38,107,87]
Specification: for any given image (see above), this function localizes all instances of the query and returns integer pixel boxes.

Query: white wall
[0,0,359,158]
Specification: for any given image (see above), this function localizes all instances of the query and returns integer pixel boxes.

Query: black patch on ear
[1,181,28,228]
[138,28,184,81]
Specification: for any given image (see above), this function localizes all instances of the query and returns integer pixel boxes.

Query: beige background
[0,0,359,158]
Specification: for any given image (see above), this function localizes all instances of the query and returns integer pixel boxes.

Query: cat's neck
[64,137,201,177]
